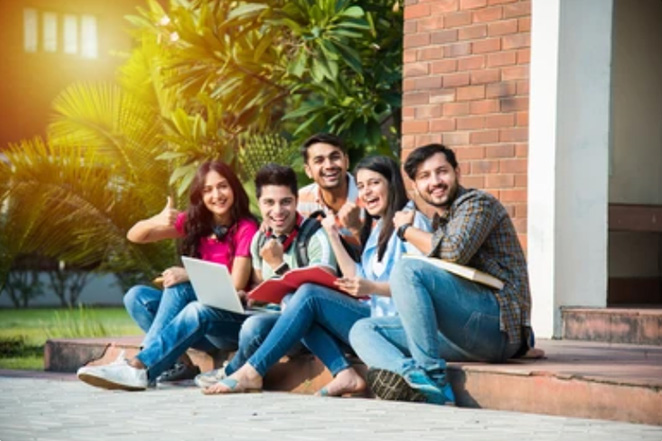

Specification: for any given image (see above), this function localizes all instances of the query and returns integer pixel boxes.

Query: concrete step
[44,336,336,394]
[562,307,662,345]
[44,337,662,426]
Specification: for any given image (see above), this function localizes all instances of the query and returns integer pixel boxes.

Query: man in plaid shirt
[350,143,532,405]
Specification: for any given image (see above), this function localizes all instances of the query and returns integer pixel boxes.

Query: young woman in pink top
[122,161,258,383]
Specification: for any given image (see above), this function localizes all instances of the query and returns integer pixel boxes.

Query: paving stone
[1,376,661,441]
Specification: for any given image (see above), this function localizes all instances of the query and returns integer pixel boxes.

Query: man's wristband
[273,262,290,276]
[396,223,411,242]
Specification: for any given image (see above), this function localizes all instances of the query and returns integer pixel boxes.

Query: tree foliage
[0,0,402,297]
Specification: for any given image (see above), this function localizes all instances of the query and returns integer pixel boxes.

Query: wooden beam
[609,204,662,232]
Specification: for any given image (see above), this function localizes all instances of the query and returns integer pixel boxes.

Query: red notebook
[248,266,340,304]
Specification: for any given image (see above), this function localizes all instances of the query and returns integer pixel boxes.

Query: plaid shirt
[429,186,531,345]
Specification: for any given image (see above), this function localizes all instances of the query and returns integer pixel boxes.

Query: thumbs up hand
[155,196,178,227]
[127,195,181,243]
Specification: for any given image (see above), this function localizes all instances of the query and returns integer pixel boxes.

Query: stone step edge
[43,338,662,425]
[561,308,662,316]
[45,338,661,391]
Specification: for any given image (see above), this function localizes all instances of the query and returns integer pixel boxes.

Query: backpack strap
[256,230,269,252]
[294,217,323,268]
[255,231,269,270]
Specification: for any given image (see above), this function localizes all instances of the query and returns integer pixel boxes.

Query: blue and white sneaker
[367,367,455,405]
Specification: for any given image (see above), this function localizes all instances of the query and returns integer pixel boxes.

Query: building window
[23,9,98,59]
[42,12,58,52]
[23,9,38,52]
[80,15,98,59]
[63,15,78,55]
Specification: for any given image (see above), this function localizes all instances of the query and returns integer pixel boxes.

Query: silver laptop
[181,256,245,314]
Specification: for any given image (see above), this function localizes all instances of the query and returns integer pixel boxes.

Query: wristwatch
[273,262,290,276]
[396,223,411,242]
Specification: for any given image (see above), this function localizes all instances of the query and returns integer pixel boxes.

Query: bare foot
[316,367,366,397]
[202,363,263,395]
[522,347,545,359]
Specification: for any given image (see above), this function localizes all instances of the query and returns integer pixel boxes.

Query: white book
[403,255,504,290]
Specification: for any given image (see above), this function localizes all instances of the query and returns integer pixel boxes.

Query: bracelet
[396,223,411,242]
[273,262,290,276]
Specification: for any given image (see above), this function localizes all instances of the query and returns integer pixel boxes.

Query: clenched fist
[393,209,415,230]
[337,201,362,232]
[260,237,284,269]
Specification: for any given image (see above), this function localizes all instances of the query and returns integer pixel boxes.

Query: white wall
[0,273,124,307]
[528,0,612,337]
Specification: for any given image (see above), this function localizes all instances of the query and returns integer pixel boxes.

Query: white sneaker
[194,362,228,389]
[77,351,148,391]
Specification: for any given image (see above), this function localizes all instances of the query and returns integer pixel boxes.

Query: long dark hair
[181,161,255,258]
[354,156,408,262]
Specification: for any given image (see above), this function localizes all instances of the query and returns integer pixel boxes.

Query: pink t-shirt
[175,213,258,273]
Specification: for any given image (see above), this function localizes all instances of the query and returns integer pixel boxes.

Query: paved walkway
[1,374,661,441]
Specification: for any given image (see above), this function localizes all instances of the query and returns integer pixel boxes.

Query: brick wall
[401,0,530,248]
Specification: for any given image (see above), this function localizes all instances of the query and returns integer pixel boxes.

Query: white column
[528,0,613,338]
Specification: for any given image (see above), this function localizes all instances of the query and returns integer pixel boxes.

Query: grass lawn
[0,307,141,370]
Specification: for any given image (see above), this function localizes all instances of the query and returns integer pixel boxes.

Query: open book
[248,266,340,304]
[403,255,504,290]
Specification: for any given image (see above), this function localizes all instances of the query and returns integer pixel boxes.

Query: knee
[349,317,376,348]
[392,259,453,300]
[179,301,206,324]
[123,285,148,311]
[294,283,317,298]
[163,282,192,300]
[239,315,275,343]
[286,283,319,309]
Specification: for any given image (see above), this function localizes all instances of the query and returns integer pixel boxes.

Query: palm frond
[47,82,171,213]
[2,137,172,274]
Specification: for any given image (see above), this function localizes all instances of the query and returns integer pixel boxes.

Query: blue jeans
[224,313,279,376]
[135,301,253,380]
[123,283,215,353]
[246,283,370,377]
[349,259,520,376]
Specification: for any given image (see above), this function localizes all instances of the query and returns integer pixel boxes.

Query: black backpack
[256,213,361,270]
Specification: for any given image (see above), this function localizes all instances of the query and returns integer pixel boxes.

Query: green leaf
[334,42,363,74]
[340,6,364,19]
[290,51,307,78]
[169,162,198,186]
[283,104,318,120]
[155,151,186,161]
[293,112,321,136]
[228,3,269,20]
